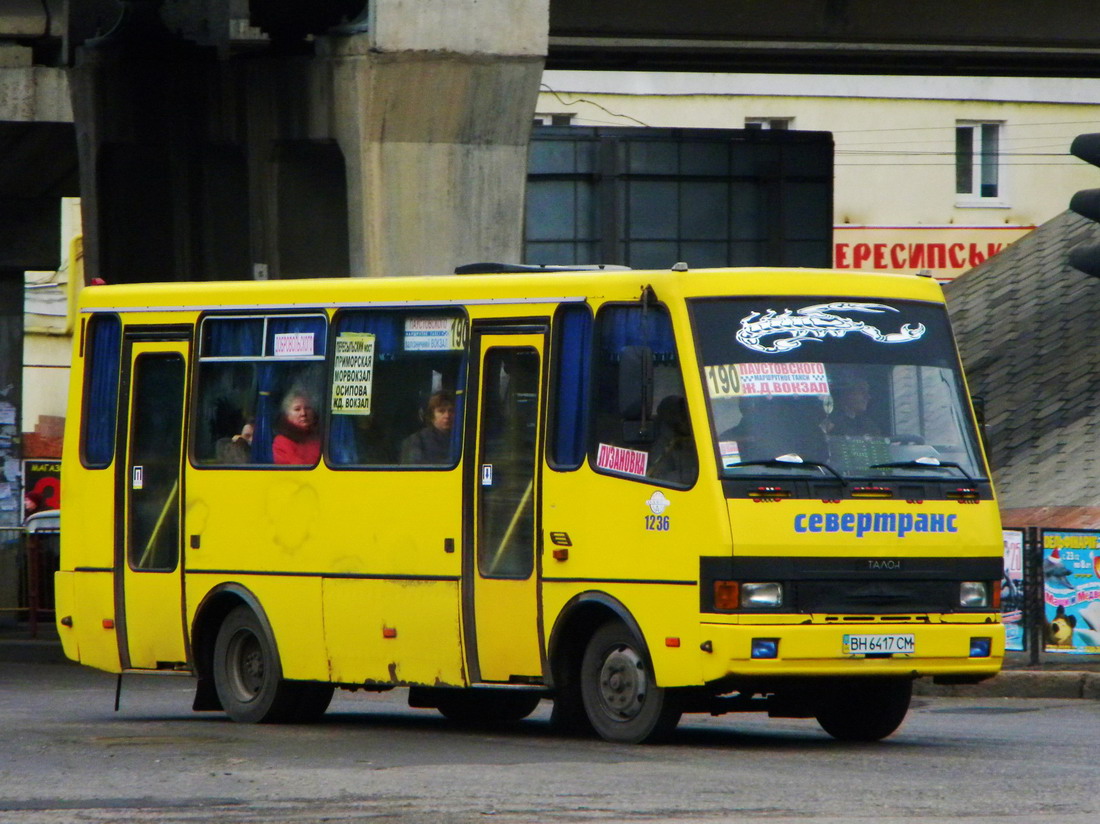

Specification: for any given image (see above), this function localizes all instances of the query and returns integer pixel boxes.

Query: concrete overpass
[4,0,1100,284]
[548,0,1100,77]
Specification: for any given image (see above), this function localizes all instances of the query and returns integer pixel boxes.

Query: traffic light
[1068,133,1100,278]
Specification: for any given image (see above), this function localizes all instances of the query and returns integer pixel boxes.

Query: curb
[914,670,1100,700]
[0,639,69,665]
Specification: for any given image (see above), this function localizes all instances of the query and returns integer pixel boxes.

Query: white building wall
[538,72,1100,277]
[22,335,70,420]
[22,197,81,456]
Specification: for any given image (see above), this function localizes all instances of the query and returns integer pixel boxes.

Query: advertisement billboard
[1002,529,1025,652]
[1041,530,1100,654]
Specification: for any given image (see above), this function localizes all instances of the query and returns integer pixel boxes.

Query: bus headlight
[960,581,990,608]
[741,582,783,608]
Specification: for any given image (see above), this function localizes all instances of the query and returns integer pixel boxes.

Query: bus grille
[794,580,954,614]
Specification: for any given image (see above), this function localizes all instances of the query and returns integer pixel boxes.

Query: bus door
[116,334,189,670]
[463,329,546,683]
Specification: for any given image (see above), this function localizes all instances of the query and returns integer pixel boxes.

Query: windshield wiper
[869,456,974,482]
[727,454,848,485]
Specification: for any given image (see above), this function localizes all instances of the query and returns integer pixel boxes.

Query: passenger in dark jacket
[400,391,455,464]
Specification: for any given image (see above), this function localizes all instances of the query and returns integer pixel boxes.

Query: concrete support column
[70,2,224,284]
[72,0,547,282]
[326,0,548,276]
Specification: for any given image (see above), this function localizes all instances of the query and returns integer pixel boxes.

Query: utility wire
[539,84,651,127]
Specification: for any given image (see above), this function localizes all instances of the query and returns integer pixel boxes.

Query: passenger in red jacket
[273,389,321,465]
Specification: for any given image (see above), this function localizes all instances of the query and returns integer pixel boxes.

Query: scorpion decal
[736,302,926,354]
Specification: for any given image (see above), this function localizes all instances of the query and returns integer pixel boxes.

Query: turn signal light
[714,580,740,610]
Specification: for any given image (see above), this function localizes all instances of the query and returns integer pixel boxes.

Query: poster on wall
[1002,529,1025,652]
[22,459,61,520]
[1041,530,1100,654]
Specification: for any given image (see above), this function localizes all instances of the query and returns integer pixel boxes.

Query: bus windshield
[689,297,985,481]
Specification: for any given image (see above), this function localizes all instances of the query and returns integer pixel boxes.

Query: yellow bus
[56,265,1003,743]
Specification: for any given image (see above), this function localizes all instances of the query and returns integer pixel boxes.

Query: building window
[525,126,833,269]
[956,122,1002,201]
[745,118,792,130]
[533,113,575,127]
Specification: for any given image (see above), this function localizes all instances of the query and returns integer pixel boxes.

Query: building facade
[536,71,1100,279]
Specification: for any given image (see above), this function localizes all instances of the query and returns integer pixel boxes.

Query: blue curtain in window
[84,315,121,467]
[448,354,468,467]
[252,368,276,464]
[599,304,676,360]
[203,317,263,357]
[328,312,403,464]
[551,306,592,468]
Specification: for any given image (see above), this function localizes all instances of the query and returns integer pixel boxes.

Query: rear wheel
[814,677,912,742]
[213,605,327,723]
[580,620,681,744]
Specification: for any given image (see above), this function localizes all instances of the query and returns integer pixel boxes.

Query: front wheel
[580,621,681,744]
[814,677,912,742]
[213,605,311,723]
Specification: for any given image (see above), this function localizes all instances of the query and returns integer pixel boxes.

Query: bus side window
[195,362,257,463]
[194,314,326,467]
[589,303,697,487]
[327,308,468,468]
[547,303,592,470]
[82,313,122,468]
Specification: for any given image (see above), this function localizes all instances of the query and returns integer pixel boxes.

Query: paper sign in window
[273,332,315,357]
[596,443,648,477]
[331,333,375,415]
[405,317,467,352]
[705,362,829,398]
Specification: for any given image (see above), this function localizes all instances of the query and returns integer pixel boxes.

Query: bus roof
[77,267,945,314]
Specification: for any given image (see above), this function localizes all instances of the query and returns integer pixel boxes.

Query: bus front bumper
[697,618,1005,683]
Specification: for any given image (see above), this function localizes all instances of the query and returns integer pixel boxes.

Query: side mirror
[971,395,990,457]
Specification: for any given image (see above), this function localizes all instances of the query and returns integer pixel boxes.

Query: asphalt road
[0,662,1096,824]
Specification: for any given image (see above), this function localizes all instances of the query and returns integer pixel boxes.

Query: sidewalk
[0,622,67,665]
[2,623,1097,698]
[914,649,1100,700]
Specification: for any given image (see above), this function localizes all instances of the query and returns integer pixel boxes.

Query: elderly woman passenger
[272,388,321,465]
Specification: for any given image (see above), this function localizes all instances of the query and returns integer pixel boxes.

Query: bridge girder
[547,0,1100,76]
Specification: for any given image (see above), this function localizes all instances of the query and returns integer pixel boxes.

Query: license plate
[843,633,915,655]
